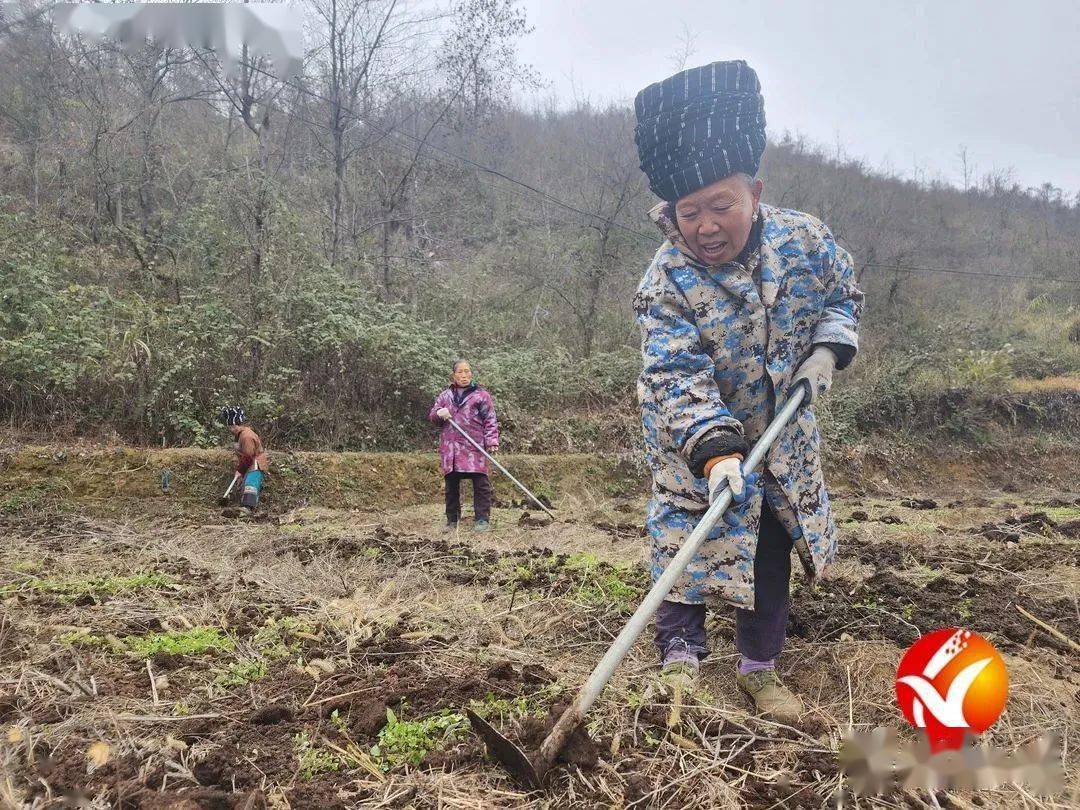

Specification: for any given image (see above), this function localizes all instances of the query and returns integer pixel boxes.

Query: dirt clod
[517,512,550,528]
[515,703,600,770]
[486,661,519,681]
[350,699,389,736]
[521,664,555,684]
[1058,519,1080,538]
[250,703,293,725]
[192,758,227,788]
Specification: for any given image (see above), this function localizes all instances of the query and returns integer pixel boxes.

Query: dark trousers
[445,472,492,523]
[655,502,794,661]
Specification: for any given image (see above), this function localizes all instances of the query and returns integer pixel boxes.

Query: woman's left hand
[791,346,837,404]
[723,471,762,528]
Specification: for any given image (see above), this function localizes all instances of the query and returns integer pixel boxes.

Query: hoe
[467,388,807,788]
[447,417,557,521]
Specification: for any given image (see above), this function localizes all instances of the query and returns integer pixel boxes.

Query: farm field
[0,446,1077,808]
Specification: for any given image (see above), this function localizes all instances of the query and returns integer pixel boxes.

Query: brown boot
[736,669,804,722]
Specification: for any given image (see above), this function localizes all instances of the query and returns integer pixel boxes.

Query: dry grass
[0,463,1077,808]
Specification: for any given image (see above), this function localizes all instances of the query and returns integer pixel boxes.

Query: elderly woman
[429,360,500,532]
[633,60,863,721]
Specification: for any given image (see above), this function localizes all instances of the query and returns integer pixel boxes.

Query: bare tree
[667,22,697,73]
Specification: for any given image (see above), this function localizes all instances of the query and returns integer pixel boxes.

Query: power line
[250,61,1079,288]
[74,48,1074,289]
[239,58,661,242]
[863,263,1077,285]
[9,12,1079,288]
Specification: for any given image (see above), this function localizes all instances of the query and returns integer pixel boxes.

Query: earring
[752,212,759,223]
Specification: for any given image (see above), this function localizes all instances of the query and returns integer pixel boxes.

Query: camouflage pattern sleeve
[635,264,744,465]
[811,224,864,354]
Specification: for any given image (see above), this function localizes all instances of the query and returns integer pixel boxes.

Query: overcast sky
[515,0,1080,194]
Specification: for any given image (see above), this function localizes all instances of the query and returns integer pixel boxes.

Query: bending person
[220,405,268,511]
[633,60,863,721]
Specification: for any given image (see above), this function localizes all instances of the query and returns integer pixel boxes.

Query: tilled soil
[0,487,1076,808]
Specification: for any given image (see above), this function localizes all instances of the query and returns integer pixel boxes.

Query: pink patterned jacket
[428,384,500,475]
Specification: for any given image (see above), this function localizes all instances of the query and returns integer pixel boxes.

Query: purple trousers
[445,472,492,523]
[654,502,794,661]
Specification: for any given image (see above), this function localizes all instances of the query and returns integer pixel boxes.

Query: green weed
[498,551,646,611]
[62,626,233,658]
[901,563,945,586]
[253,616,317,660]
[466,683,562,726]
[0,483,62,516]
[1044,506,1080,522]
[57,630,108,647]
[564,553,643,610]
[125,627,233,657]
[294,731,342,780]
[857,596,881,611]
[0,571,175,599]
[957,597,974,622]
[329,709,349,735]
[370,706,468,770]
[215,658,268,687]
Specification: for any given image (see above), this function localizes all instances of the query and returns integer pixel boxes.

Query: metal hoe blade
[446,418,557,521]
[465,709,544,789]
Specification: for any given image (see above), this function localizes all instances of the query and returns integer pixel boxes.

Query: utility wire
[6,10,1078,286]
[863,263,1078,284]
[238,60,1080,287]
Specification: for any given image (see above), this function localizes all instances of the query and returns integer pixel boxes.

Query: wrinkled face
[452,362,472,387]
[674,174,764,265]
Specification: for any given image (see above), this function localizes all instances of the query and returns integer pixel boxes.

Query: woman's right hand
[437,407,452,421]
[706,455,744,503]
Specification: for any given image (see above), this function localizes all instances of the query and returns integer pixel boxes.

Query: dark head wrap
[634,60,766,202]
[219,405,246,426]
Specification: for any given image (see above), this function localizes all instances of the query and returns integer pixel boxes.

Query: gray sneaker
[473,519,490,533]
[443,521,458,533]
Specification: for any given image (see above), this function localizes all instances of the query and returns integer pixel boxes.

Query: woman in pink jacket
[428,360,500,532]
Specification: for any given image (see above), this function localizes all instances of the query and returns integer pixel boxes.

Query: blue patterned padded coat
[634,202,863,608]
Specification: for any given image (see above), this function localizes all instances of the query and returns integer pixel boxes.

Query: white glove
[437,407,452,421]
[707,456,744,503]
[791,346,837,404]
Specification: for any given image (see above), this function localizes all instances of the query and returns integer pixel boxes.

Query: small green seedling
[294,732,342,780]
[370,706,467,770]
[215,658,268,687]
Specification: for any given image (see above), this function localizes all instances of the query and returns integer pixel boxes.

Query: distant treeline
[1,1,1078,449]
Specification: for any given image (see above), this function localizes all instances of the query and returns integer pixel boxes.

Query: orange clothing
[235,427,268,474]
